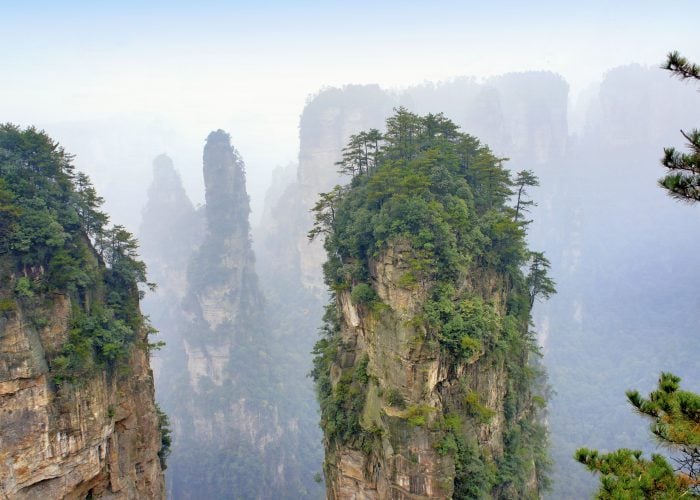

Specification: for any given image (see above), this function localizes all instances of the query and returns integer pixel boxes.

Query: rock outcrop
[145,131,321,499]
[0,125,165,499]
[324,250,542,499]
[0,291,164,499]
[312,111,548,498]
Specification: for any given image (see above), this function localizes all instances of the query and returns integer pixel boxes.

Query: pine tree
[526,251,556,308]
[336,129,384,178]
[513,170,539,223]
[308,185,346,241]
[576,374,699,497]
[627,373,700,488]
[659,52,700,202]
[576,53,700,497]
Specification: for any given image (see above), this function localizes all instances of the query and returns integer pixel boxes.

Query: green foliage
[311,110,554,495]
[0,124,152,297]
[0,124,161,394]
[425,287,500,361]
[665,51,700,80]
[577,373,700,497]
[350,283,378,306]
[156,403,172,470]
[14,276,33,298]
[336,128,383,177]
[575,448,690,499]
[453,437,497,499]
[0,178,20,253]
[463,390,496,424]
[526,251,556,308]
[498,419,551,494]
[52,306,135,382]
[435,433,459,456]
[403,404,436,427]
[513,169,539,224]
[386,388,407,409]
[0,297,15,315]
[312,311,371,445]
[312,109,534,290]
[659,52,700,202]
[627,372,700,448]
[308,185,346,242]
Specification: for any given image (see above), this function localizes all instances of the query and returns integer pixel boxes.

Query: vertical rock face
[401,72,569,168]
[193,130,262,331]
[312,111,548,499]
[325,258,531,499]
[139,154,202,437]
[146,131,319,499]
[323,257,544,499]
[0,292,164,499]
[160,130,266,497]
[140,154,201,298]
[0,126,165,499]
[203,131,251,237]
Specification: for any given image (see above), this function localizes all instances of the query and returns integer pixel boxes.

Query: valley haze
[1,1,699,499]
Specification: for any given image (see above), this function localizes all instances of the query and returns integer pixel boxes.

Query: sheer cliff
[139,154,202,389]
[251,78,565,498]
[311,110,550,498]
[144,131,320,498]
[0,125,165,498]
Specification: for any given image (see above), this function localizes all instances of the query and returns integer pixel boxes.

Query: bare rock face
[0,291,164,499]
[324,245,523,499]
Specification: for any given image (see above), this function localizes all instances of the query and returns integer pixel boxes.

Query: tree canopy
[576,374,699,498]
[0,124,156,381]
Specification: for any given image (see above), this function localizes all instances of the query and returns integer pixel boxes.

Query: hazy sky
[1,0,697,225]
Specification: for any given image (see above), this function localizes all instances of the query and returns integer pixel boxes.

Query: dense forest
[0,124,157,388]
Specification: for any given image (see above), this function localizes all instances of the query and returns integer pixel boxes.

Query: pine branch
[664,51,700,81]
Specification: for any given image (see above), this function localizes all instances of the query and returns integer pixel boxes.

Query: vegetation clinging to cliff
[310,108,552,357]
[0,124,157,381]
[311,109,553,496]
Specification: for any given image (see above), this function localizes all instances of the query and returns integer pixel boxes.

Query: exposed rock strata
[0,287,164,499]
[325,247,530,499]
